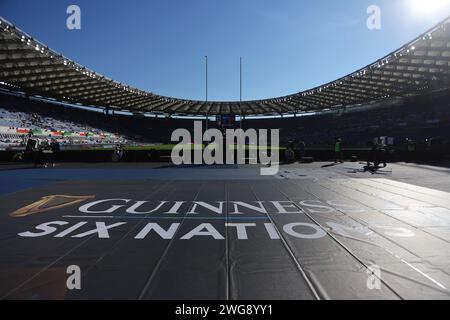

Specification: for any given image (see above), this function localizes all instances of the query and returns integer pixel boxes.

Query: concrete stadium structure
[1,16,450,116]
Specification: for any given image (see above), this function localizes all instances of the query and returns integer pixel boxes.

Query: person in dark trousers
[35,140,46,168]
[112,143,125,162]
[406,139,416,163]
[41,139,52,168]
[284,141,296,164]
[367,141,378,169]
[334,138,344,163]
[366,142,388,173]
[298,140,306,161]
[378,144,388,168]
[49,139,60,167]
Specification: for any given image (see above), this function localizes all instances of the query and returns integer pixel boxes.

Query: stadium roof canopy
[1,16,450,116]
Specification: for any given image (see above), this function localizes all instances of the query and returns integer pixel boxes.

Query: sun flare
[410,0,450,15]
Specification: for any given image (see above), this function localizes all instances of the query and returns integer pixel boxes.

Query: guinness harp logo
[10,195,95,218]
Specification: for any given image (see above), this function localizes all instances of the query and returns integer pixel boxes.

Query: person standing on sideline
[335,138,344,163]
[298,140,306,161]
[50,139,60,167]
[407,139,416,163]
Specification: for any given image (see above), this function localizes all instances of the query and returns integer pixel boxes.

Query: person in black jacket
[49,139,60,167]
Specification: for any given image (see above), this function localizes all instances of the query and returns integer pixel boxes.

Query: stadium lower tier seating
[1,90,449,155]
[242,92,450,153]
[0,95,126,148]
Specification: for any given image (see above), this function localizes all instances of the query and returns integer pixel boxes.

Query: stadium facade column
[240,56,243,103]
[240,56,243,130]
[205,55,208,103]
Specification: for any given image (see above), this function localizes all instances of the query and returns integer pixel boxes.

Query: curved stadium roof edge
[1,16,450,116]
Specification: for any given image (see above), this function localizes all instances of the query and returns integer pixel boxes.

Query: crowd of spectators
[0,96,126,148]
[1,90,449,157]
[243,92,450,153]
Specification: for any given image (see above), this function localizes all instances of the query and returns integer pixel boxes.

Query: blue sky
[1,0,449,101]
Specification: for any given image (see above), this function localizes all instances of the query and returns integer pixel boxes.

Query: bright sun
[410,0,450,15]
